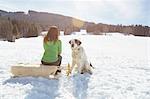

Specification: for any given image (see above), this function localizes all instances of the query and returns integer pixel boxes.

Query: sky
[0,0,149,26]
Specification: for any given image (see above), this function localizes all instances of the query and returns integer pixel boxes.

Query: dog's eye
[75,39,79,44]
[75,39,81,45]
[75,39,78,42]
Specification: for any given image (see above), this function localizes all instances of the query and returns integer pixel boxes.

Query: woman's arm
[43,37,49,50]
[58,40,62,55]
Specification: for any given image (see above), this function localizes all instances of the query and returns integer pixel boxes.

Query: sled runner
[11,64,60,79]
[10,63,74,79]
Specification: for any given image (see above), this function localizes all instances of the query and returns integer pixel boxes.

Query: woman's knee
[58,55,62,61]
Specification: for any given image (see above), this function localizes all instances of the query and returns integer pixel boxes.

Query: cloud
[70,0,149,25]
[73,0,143,19]
[105,0,142,19]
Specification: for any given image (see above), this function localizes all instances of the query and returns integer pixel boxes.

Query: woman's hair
[44,26,60,43]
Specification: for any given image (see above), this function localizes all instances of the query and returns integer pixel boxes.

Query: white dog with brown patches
[69,39,93,74]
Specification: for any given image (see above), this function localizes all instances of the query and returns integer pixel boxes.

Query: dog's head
[69,39,82,49]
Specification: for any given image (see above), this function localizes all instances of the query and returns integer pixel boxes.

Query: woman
[41,26,62,66]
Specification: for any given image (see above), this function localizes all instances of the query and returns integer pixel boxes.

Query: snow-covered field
[0,33,150,99]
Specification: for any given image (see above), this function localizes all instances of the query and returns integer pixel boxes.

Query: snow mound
[0,33,150,99]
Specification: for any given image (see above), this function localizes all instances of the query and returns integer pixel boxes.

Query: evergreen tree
[12,24,19,36]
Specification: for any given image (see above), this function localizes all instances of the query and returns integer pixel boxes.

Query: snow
[0,33,150,99]
[71,29,87,35]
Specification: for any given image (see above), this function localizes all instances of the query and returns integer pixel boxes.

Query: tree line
[86,23,150,36]
[0,10,149,42]
[0,16,41,42]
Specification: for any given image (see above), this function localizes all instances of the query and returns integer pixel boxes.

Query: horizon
[0,0,149,26]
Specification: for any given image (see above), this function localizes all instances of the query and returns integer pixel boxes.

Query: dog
[69,39,93,74]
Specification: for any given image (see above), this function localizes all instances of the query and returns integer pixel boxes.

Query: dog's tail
[90,63,94,69]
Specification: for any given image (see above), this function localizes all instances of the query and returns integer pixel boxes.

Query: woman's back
[41,26,62,66]
[42,40,61,63]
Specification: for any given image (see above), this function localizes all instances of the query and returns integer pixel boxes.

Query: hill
[0,9,150,42]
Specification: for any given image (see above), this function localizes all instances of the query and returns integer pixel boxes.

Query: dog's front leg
[77,62,83,74]
[70,60,76,73]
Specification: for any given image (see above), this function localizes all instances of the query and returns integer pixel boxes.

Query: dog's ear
[75,39,82,45]
[69,40,71,44]
[78,40,82,45]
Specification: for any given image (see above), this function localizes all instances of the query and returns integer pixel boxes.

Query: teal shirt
[42,40,62,63]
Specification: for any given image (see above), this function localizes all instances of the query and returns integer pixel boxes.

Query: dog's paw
[89,71,92,75]
[88,70,92,75]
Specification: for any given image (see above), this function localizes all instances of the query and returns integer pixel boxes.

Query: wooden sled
[11,64,60,79]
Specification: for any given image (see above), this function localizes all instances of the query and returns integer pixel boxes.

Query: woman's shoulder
[44,40,61,45]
